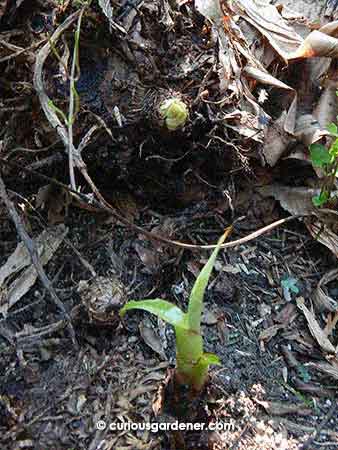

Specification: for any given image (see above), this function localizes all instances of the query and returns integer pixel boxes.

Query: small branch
[0,173,77,348]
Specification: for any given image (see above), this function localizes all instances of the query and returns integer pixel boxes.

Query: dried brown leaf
[314,80,338,129]
[275,303,298,324]
[294,114,329,147]
[139,320,166,360]
[312,269,338,313]
[296,297,336,354]
[306,220,338,259]
[257,185,317,216]
[231,0,303,62]
[291,30,338,59]
[134,242,161,274]
[262,114,294,166]
[0,225,68,313]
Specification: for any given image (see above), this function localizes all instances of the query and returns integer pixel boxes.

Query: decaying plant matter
[1,1,338,449]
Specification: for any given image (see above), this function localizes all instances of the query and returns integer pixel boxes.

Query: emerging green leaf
[187,228,231,332]
[120,230,232,392]
[120,299,187,329]
[159,98,189,131]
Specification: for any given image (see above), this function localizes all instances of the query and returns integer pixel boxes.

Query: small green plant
[120,229,231,392]
[159,97,189,131]
[309,91,338,206]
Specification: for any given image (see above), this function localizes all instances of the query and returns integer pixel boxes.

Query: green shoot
[48,99,68,125]
[120,228,232,392]
[309,92,338,206]
[159,98,189,131]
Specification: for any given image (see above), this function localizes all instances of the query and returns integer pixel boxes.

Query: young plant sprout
[120,229,231,392]
[159,97,189,131]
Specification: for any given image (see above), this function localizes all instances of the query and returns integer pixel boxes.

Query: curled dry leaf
[258,186,338,258]
[291,29,338,59]
[139,319,167,360]
[244,66,293,92]
[134,241,161,274]
[257,185,317,216]
[294,114,329,147]
[232,1,338,62]
[262,112,294,166]
[230,0,303,62]
[312,269,338,313]
[296,297,336,354]
[195,0,223,23]
[314,80,338,130]
[0,225,68,314]
[306,220,338,259]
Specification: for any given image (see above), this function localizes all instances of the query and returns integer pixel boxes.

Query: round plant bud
[159,98,189,131]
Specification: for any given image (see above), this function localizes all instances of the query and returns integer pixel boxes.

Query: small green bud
[159,98,189,131]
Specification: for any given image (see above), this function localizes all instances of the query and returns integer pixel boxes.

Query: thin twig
[0,38,46,63]
[0,157,311,250]
[33,10,82,160]
[67,8,85,190]
[0,173,78,347]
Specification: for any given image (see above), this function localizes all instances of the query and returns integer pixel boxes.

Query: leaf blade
[187,227,232,332]
[120,299,187,329]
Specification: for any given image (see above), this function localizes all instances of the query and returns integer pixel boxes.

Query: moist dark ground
[0,1,337,450]
[1,191,337,450]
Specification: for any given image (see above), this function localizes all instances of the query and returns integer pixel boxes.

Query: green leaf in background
[330,139,338,158]
[312,191,330,207]
[327,123,338,136]
[297,365,311,383]
[310,143,332,167]
[281,277,299,302]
